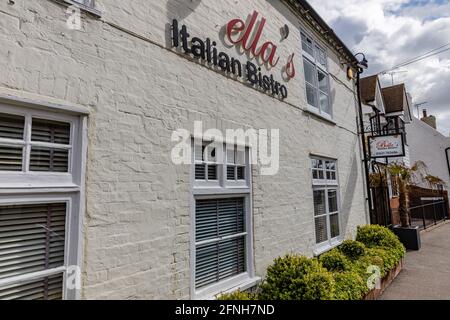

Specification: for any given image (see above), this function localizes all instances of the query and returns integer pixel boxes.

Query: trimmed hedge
[258,255,335,300]
[218,225,405,300]
[319,249,350,272]
[217,290,256,300]
[338,240,366,260]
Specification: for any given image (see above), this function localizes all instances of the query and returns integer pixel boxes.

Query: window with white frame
[226,145,246,182]
[66,0,95,8]
[301,31,332,118]
[0,105,85,300]
[192,139,253,298]
[195,142,218,182]
[0,108,81,188]
[311,157,340,245]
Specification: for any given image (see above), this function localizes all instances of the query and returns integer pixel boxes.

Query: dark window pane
[195,164,206,180]
[328,190,338,213]
[237,167,245,180]
[31,119,70,145]
[0,113,25,140]
[195,198,246,289]
[195,237,246,290]
[0,146,23,171]
[207,165,217,180]
[318,170,324,179]
[30,147,69,172]
[330,213,340,238]
[0,273,63,300]
[313,169,318,179]
[227,166,235,180]
[0,203,66,281]
[315,216,328,244]
[313,190,326,216]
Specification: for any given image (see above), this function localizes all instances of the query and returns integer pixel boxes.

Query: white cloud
[308,0,450,136]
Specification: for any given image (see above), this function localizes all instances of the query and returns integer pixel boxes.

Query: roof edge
[282,0,358,66]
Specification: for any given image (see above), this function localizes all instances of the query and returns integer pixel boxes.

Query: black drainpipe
[446,147,450,179]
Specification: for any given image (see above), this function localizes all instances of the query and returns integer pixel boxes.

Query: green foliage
[258,254,335,300]
[356,225,405,260]
[217,290,256,300]
[216,225,406,301]
[338,240,366,260]
[319,249,350,272]
[332,271,367,300]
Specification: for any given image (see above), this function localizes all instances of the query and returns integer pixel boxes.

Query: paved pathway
[380,221,450,300]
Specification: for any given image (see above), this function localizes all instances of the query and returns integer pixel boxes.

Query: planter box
[364,260,403,300]
[393,225,421,250]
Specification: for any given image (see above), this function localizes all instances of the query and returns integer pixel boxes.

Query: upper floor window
[301,31,332,118]
[61,0,101,16]
[68,0,95,8]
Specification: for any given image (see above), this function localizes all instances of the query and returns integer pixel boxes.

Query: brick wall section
[0,0,368,299]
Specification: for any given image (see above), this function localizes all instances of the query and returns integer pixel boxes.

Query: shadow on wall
[166,0,202,20]
[340,142,361,235]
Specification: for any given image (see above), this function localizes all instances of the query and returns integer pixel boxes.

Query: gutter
[284,0,358,66]
[446,147,450,180]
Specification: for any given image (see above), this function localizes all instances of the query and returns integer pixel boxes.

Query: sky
[308,0,450,136]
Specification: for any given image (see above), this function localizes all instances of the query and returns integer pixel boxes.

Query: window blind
[195,198,246,289]
[31,118,71,145]
[0,203,66,285]
[30,148,69,172]
[0,113,24,140]
[0,146,23,171]
[0,273,63,300]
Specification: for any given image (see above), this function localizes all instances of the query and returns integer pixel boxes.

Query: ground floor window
[0,101,86,300]
[311,157,341,246]
[192,140,253,298]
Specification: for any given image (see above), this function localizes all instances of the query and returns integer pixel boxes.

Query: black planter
[393,225,421,250]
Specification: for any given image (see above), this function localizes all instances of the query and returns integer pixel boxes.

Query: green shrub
[333,271,367,300]
[319,249,350,272]
[338,240,366,260]
[356,225,404,251]
[217,290,257,300]
[259,254,335,300]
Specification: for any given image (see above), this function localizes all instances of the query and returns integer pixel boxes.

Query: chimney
[421,108,437,130]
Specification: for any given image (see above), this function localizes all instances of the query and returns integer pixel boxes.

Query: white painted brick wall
[0,0,368,299]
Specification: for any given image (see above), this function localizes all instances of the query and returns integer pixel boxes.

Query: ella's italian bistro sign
[171,11,296,100]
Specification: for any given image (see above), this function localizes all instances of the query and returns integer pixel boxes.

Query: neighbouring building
[407,110,450,189]
[0,0,369,299]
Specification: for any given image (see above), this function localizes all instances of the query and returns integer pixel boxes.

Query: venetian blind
[0,203,66,300]
[195,198,246,289]
[0,274,63,300]
[30,119,71,172]
[0,113,24,172]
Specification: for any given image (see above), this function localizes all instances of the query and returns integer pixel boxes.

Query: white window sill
[54,0,102,17]
[304,106,336,125]
[195,275,261,300]
[313,237,343,256]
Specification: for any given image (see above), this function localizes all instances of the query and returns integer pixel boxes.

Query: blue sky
[309,0,450,136]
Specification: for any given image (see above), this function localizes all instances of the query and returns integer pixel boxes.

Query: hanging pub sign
[369,134,405,158]
[170,11,296,100]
